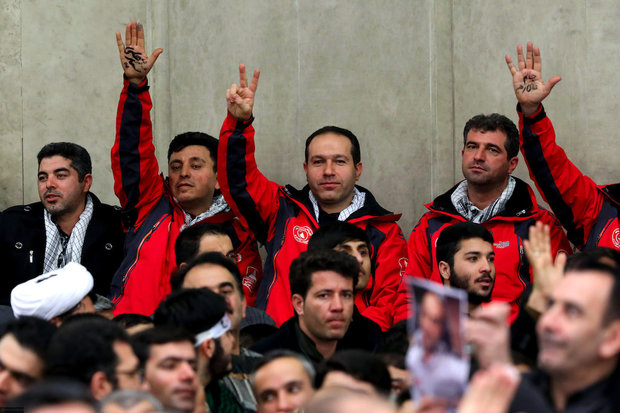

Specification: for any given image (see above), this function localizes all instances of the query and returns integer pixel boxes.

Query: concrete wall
[1,1,618,238]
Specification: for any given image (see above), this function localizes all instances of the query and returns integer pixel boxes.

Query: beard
[208,338,232,380]
[448,267,493,306]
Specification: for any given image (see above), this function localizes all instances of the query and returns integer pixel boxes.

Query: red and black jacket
[519,104,620,251]
[219,113,408,330]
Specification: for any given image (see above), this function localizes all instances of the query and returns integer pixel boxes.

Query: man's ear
[82,173,93,193]
[241,295,247,319]
[214,171,221,190]
[90,371,113,400]
[507,156,519,174]
[200,338,216,359]
[355,162,363,181]
[600,320,620,359]
[292,294,305,316]
[438,261,451,285]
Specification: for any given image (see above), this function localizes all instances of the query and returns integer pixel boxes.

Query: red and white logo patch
[398,257,409,277]
[612,228,620,249]
[293,226,313,244]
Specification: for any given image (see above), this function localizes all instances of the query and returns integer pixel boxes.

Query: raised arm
[226,64,260,121]
[115,21,162,85]
[111,22,164,228]
[505,42,561,116]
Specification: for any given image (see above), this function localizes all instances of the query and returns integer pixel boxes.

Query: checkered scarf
[43,194,94,273]
[308,187,366,222]
[179,194,229,231]
[451,176,516,223]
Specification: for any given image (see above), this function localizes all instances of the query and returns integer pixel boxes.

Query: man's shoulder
[2,201,44,217]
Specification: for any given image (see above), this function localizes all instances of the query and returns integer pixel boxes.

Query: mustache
[474,274,493,283]
[44,190,62,197]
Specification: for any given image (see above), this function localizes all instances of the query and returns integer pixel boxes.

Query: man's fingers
[239,64,247,88]
[149,48,163,66]
[249,68,260,93]
[533,46,542,73]
[137,22,145,49]
[516,44,526,70]
[554,251,567,271]
[125,22,132,47]
[115,32,125,55]
[547,75,562,92]
[505,54,518,75]
[130,21,138,46]
[526,41,534,69]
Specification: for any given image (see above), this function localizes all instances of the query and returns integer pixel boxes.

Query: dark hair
[171,252,244,297]
[167,132,218,169]
[305,126,361,165]
[436,222,494,268]
[463,113,520,159]
[46,317,129,388]
[7,379,95,411]
[175,223,231,266]
[4,316,57,362]
[563,257,620,325]
[37,142,92,181]
[317,350,391,396]
[565,247,620,270]
[289,249,359,299]
[131,326,194,369]
[307,222,370,251]
[113,313,154,330]
[153,288,227,336]
[252,350,316,385]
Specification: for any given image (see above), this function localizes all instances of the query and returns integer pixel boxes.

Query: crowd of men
[0,20,617,412]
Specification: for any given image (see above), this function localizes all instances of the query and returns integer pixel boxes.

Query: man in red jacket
[218,65,408,330]
[109,22,262,316]
[394,112,571,324]
[506,42,619,252]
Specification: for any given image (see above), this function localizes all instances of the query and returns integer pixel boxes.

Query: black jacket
[0,193,125,305]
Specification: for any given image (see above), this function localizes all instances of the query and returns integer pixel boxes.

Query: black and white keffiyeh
[451,176,516,223]
[308,187,366,222]
[43,194,94,273]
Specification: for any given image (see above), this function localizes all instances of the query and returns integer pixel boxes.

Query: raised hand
[505,42,561,116]
[115,21,163,85]
[524,221,566,316]
[457,364,520,413]
[467,302,511,370]
[226,64,260,121]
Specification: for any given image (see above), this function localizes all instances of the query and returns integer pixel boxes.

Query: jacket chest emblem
[293,226,313,244]
[493,241,510,249]
[613,228,620,249]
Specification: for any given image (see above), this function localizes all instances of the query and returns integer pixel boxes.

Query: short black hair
[317,350,392,396]
[305,126,361,165]
[563,257,620,325]
[46,317,129,387]
[436,222,494,268]
[113,313,154,331]
[167,132,218,169]
[307,222,370,252]
[153,288,227,336]
[463,113,520,159]
[171,252,244,297]
[131,326,195,369]
[3,316,57,363]
[37,142,92,181]
[7,379,95,411]
[565,247,620,270]
[289,249,359,299]
[175,223,231,266]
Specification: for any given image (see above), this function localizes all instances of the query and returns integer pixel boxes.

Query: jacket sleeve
[393,216,434,323]
[230,218,264,306]
[218,112,282,245]
[362,223,409,331]
[519,105,605,249]
[111,77,165,230]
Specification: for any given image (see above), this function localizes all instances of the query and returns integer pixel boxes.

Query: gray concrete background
[1,1,619,239]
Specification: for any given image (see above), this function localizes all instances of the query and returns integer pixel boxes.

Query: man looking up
[131,327,198,412]
[396,113,571,323]
[219,65,408,330]
[435,222,496,314]
[110,21,262,316]
[506,42,619,252]
[0,142,124,305]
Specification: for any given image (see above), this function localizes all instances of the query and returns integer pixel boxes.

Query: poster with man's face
[406,278,469,409]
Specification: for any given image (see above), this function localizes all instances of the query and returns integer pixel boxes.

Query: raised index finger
[516,44,525,71]
[239,64,248,88]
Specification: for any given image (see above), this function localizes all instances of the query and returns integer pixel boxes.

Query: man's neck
[299,321,338,360]
[231,330,240,355]
[466,179,509,210]
[550,363,616,411]
[52,202,86,235]
[181,197,213,219]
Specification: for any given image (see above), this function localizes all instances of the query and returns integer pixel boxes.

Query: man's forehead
[457,238,494,254]
[169,145,213,162]
[337,239,368,250]
[556,271,613,306]
[465,128,507,145]
[185,263,235,287]
[257,357,308,382]
[309,270,354,290]
[38,155,74,172]
[307,133,353,156]
[199,233,233,252]
[150,341,196,361]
